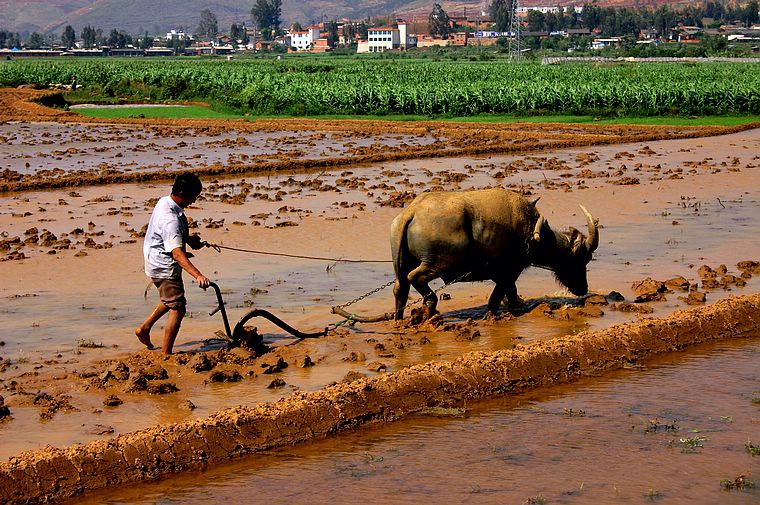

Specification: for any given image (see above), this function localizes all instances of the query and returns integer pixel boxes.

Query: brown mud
[1,294,759,503]
[2,88,758,192]
[2,87,760,503]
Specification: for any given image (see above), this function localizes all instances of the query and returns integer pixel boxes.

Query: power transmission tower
[508,0,522,59]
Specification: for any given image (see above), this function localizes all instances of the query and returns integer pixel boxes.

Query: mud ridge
[1,293,759,504]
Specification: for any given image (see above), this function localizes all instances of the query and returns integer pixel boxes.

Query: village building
[591,37,622,50]
[144,47,174,56]
[416,32,469,47]
[165,30,191,42]
[288,26,321,51]
[357,22,414,53]
[517,5,583,16]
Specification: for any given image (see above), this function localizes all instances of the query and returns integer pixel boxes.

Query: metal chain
[335,279,396,309]
[336,270,475,311]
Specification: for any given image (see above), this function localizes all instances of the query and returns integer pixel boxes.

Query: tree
[744,0,759,26]
[27,32,44,49]
[1,30,21,49]
[704,34,728,53]
[343,23,357,44]
[62,25,76,49]
[291,22,303,32]
[526,10,546,32]
[490,0,513,32]
[138,33,154,49]
[325,20,339,47]
[429,3,452,38]
[357,21,368,40]
[251,0,282,32]
[107,29,132,48]
[81,25,97,48]
[197,9,218,39]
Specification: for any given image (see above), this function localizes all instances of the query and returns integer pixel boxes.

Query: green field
[72,104,243,119]
[2,57,760,119]
[69,105,760,126]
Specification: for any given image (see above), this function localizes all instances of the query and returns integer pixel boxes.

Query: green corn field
[1,58,759,117]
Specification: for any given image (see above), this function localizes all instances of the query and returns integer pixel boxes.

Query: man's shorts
[152,277,186,310]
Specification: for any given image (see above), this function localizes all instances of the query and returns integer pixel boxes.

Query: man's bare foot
[135,328,155,350]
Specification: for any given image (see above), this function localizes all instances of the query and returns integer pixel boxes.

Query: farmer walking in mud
[135,173,210,354]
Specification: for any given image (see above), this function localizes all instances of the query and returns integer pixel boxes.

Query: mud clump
[664,276,691,291]
[146,381,179,395]
[261,357,288,374]
[698,263,749,290]
[377,191,416,208]
[342,371,367,383]
[682,290,707,305]
[206,371,242,384]
[187,354,215,372]
[737,260,760,278]
[124,374,148,393]
[32,392,78,420]
[0,396,10,420]
[632,277,668,302]
[102,395,123,407]
[267,377,286,389]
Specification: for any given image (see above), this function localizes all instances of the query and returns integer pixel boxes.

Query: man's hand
[187,234,204,250]
[195,274,210,289]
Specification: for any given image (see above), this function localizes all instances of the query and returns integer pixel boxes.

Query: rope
[204,242,391,263]
[331,313,357,327]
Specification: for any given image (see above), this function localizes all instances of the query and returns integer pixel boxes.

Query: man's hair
[172,173,202,197]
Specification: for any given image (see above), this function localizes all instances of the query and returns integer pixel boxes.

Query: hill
[1,0,691,36]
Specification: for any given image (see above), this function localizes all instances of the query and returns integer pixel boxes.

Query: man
[135,173,210,354]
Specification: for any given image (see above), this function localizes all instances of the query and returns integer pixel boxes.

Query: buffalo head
[532,204,599,297]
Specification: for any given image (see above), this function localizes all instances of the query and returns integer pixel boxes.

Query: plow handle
[208,281,232,339]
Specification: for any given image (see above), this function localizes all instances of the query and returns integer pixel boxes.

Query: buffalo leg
[504,282,521,310]
[487,284,506,314]
[408,263,439,319]
[393,277,410,320]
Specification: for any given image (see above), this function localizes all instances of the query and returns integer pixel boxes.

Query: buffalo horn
[533,215,546,241]
[579,204,599,252]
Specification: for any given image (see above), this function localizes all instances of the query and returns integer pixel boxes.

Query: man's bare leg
[162,306,186,354]
[135,302,168,350]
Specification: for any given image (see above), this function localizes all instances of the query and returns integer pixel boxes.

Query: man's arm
[172,247,210,288]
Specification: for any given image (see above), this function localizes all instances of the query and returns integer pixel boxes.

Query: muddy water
[0,123,439,175]
[1,127,760,460]
[71,336,760,505]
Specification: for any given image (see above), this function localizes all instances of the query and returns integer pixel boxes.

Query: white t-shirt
[143,195,187,279]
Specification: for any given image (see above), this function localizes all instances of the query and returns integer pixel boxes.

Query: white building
[166,30,190,41]
[591,37,622,50]
[288,26,321,51]
[517,5,583,15]
[357,23,414,53]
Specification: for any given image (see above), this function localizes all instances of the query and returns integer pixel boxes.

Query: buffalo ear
[569,227,584,253]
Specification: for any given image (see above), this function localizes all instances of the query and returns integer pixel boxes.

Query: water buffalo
[389,187,599,320]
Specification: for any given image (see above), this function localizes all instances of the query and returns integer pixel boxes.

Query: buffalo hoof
[409,306,439,325]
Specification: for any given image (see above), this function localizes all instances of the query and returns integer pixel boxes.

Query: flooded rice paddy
[72,337,760,505]
[1,94,759,502]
